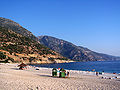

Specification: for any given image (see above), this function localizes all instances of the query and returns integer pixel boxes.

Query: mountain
[0,18,72,63]
[0,17,38,42]
[38,36,120,61]
[1,17,119,63]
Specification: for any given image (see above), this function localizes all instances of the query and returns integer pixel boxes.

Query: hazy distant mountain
[38,36,120,61]
[0,17,38,42]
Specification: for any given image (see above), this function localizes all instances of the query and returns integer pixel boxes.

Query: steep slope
[0,21,71,63]
[38,36,120,61]
[0,17,38,41]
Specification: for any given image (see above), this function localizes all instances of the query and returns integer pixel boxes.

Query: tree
[29,57,35,64]
[0,52,6,59]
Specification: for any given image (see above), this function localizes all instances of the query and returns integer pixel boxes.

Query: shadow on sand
[38,74,58,78]
[38,74,72,79]
[11,68,20,70]
[117,79,120,82]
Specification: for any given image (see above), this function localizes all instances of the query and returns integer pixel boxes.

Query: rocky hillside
[38,36,120,61]
[0,19,72,64]
[0,17,38,42]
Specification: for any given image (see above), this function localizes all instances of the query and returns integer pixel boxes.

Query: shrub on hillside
[0,52,6,59]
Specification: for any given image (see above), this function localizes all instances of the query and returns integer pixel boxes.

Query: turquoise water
[32,60,120,74]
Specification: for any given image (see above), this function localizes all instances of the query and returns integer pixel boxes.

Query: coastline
[0,63,120,90]
[30,60,120,74]
[31,64,120,79]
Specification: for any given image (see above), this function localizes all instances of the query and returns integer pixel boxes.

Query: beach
[0,63,120,90]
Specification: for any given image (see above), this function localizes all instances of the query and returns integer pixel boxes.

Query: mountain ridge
[0,17,119,63]
[38,35,120,61]
[0,17,72,63]
[0,17,38,42]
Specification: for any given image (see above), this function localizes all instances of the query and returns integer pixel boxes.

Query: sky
[0,0,120,56]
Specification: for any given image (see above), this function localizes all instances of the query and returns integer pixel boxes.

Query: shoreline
[2,62,120,75]
[30,65,120,79]
[29,61,120,74]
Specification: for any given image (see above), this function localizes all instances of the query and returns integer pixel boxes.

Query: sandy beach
[0,63,120,90]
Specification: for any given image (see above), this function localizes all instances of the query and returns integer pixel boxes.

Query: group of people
[96,71,104,76]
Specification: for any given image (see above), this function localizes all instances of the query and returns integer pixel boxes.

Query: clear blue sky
[0,0,120,56]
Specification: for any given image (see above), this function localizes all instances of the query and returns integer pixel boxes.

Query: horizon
[0,0,120,56]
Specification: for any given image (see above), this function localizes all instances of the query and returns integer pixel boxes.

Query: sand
[0,63,120,90]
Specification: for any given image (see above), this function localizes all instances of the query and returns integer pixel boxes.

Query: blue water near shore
[32,60,120,74]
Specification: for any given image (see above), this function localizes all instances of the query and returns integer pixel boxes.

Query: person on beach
[102,71,104,74]
[59,68,66,78]
[52,68,57,77]
[96,72,98,76]
[67,71,69,77]
[57,68,60,77]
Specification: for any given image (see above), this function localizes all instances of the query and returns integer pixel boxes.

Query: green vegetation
[7,57,14,62]
[0,26,67,63]
[0,51,15,63]
[29,57,36,63]
[0,26,56,55]
[0,60,9,63]
[57,57,68,60]
[48,57,55,61]
[0,52,6,59]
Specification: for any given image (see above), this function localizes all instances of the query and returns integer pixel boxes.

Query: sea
[31,60,120,74]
